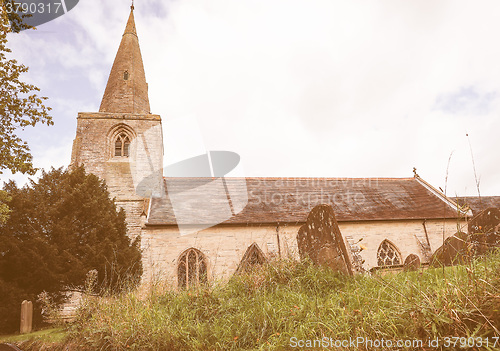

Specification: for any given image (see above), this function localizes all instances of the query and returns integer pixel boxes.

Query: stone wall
[71,112,163,240]
[71,112,163,202]
[140,218,467,288]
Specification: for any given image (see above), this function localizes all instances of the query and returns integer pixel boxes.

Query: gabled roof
[146,176,466,226]
[454,196,500,215]
[99,6,150,114]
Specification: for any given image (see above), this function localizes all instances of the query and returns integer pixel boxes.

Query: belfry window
[123,70,129,80]
[114,133,130,157]
[178,248,207,289]
[377,240,402,266]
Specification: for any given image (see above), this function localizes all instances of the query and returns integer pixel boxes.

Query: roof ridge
[162,176,416,180]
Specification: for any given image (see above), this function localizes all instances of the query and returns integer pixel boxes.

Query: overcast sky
[1,0,499,197]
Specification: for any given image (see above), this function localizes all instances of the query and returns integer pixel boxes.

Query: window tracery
[114,132,130,157]
[178,248,207,289]
[377,240,402,266]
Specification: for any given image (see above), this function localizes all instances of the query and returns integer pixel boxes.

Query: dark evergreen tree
[0,166,142,333]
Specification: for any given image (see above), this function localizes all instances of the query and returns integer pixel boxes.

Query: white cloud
[2,0,500,197]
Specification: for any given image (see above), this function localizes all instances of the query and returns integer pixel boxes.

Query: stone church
[71,7,470,289]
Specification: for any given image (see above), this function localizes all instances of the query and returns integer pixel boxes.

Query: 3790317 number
[4,2,63,14]
[443,336,499,348]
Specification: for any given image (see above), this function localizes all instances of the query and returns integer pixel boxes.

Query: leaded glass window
[377,240,402,266]
[114,133,130,157]
[178,248,207,289]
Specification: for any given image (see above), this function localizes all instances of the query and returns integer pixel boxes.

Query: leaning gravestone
[19,300,33,334]
[430,231,469,267]
[468,207,500,255]
[297,204,353,275]
[403,254,420,272]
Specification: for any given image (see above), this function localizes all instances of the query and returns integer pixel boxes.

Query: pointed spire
[99,6,150,114]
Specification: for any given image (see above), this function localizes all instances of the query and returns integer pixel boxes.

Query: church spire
[99,6,150,114]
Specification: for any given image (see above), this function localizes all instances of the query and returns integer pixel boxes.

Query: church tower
[71,6,163,240]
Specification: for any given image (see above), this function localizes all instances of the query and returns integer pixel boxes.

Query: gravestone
[430,231,469,267]
[297,204,353,275]
[468,207,500,255]
[403,254,420,272]
[19,300,32,334]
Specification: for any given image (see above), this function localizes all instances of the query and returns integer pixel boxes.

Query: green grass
[0,327,66,343]
[8,251,500,350]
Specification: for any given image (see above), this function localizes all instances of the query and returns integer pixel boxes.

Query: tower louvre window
[114,133,130,157]
[123,70,129,80]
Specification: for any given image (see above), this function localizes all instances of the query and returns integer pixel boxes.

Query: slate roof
[454,196,500,215]
[146,177,464,226]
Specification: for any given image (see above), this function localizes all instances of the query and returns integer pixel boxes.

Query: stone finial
[413,167,418,177]
[99,7,150,114]
[297,204,354,275]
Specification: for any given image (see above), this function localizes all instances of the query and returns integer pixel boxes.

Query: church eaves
[99,6,151,114]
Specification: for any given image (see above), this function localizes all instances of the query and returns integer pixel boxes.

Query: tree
[0,190,9,223]
[0,166,142,333]
[1,2,52,175]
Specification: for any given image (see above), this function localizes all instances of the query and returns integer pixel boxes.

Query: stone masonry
[70,7,162,241]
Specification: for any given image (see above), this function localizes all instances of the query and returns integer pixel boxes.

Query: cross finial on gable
[131,0,134,10]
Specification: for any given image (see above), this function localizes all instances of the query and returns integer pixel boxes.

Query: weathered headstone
[297,204,353,275]
[19,300,33,334]
[0,343,23,351]
[468,207,500,255]
[403,254,420,272]
[430,231,469,267]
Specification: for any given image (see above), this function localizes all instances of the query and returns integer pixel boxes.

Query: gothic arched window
[236,243,266,274]
[114,132,130,157]
[377,240,402,266]
[178,248,207,289]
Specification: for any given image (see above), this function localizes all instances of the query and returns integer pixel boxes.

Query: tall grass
[62,251,500,350]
